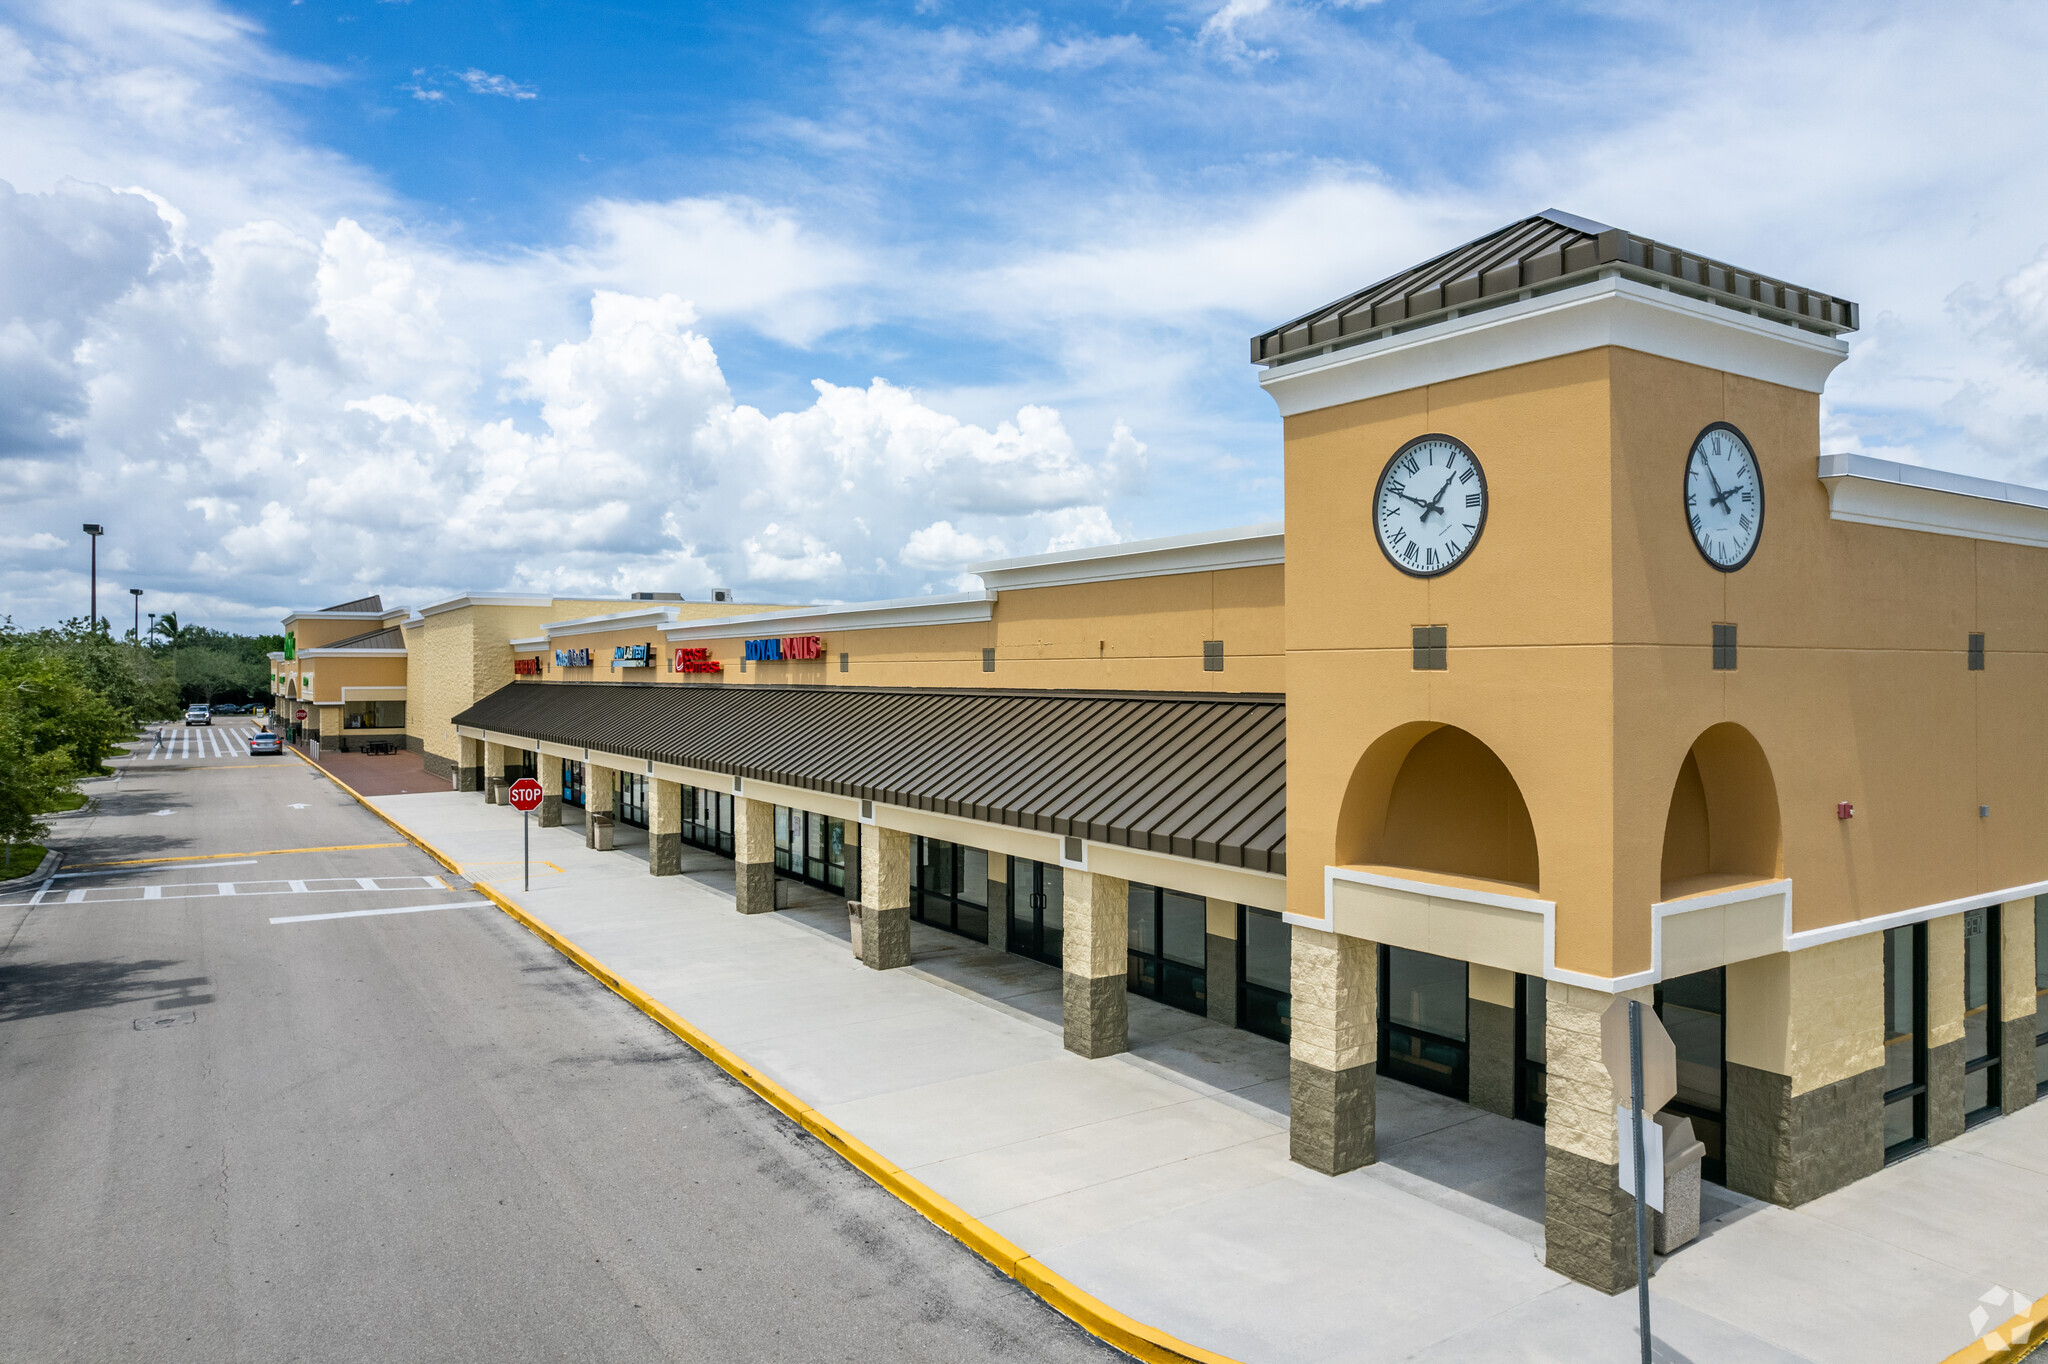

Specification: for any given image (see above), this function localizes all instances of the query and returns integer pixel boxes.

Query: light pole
[82,524,104,631]
[129,588,143,645]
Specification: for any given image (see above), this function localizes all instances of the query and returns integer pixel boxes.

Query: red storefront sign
[673,647,723,674]
[513,657,542,676]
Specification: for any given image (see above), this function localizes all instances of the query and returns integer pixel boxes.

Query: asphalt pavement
[0,736,1126,1363]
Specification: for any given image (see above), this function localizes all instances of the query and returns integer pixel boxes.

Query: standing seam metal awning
[453,681,1287,874]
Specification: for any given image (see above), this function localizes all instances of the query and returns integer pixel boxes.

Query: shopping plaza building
[271,211,2048,1292]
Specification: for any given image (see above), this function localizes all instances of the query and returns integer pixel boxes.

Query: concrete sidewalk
[376,790,2048,1364]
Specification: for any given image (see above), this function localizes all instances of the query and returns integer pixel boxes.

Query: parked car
[184,705,211,726]
[248,731,284,755]
[214,703,246,715]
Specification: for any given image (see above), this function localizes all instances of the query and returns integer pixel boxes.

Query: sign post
[507,777,544,891]
[1602,997,1676,1364]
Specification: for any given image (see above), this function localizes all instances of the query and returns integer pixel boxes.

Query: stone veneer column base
[1725,1062,1884,1206]
[859,904,910,970]
[1926,1038,1966,1145]
[1290,1058,1375,1174]
[649,832,681,877]
[2002,1017,2039,1115]
[1206,934,1238,1028]
[1062,973,1128,1058]
[455,764,482,793]
[537,795,561,828]
[1467,998,1515,1118]
[735,861,776,915]
[1544,1145,1638,1293]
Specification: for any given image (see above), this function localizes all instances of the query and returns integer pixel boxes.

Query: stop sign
[507,777,545,812]
[295,708,307,720]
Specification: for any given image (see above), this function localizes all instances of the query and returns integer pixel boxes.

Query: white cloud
[457,68,537,100]
[900,520,1006,568]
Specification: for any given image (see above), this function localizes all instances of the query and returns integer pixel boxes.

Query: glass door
[1380,946,1469,1100]
[1515,973,1547,1125]
[911,838,990,942]
[1963,906,2002,1126]
[617,773,647,828]
[1655,967,1727,1184]
[562,759,585,808]
[1006,859,1063,966]
[1238,906,1291,1042]
[1127,884,1207,1015]
[1884,923,1928,1161]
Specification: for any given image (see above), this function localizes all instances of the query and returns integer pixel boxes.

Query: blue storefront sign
[612,643,654,670]
[554,647,592,667]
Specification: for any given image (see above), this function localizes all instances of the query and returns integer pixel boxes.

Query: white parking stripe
[270,900,484,925]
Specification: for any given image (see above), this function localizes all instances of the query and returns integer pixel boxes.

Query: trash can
[489,779,508,806]
[587,813,615,851]
[1654,1112,1705,1253]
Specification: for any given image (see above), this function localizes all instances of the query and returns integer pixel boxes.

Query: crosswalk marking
[13,874,450,907]
[130,723,274,762]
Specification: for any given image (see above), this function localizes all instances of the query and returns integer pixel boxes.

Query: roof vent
[712,589,733,603]
[630,592,683,601]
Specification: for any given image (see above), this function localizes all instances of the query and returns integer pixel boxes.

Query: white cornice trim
[297,647,408,658]
[341,686,407,700]
[542,607,678,638]
[969,524,1283,590]
[509,635,548,649]
[1259,274,1849,418]
[663,591,996,640]
[417,592,560,619]
[282,608,410,627]
[1817,453,2048,548]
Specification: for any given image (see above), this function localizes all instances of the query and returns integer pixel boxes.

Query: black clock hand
[1389,488,1432,510]
[1419,474,1455,523]
[1704,461,1734,513]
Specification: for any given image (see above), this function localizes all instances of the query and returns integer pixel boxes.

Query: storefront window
[1238,906,1290,1042]
[343,699,406,729]
[1007,860,1063,966]
[1883,923,1928,1160]
[776,808,850,893]
[912,839,989,942]
[1655,967,1727,1183]
[617,773,648,829]
[562,759,585,809]
[2036,896,2047,1097]
[1516,974,1547,1125]
[680,786,733,856]
[1963,906,2002,1126]
[1127,884,1206,1016]
[1380,947,1468,1099]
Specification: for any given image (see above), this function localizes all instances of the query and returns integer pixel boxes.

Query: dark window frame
[1963,904,2002,1128]
[1655,966,1728,1185]
[1006,858,1063,967]
[1712,622,1738,670]
[912,837,990,943]
[1378,945,1470,1101]
[1884,922,1929,1164]
[1514,973,1547,1126]
[562,759,585,809]
[1126,883,1208,1017]
[1968,632,1986,671]
[617,772,648,828]
[776,806,850,894]
[680,786,734,857]
[1411,624,1447,671]
[1236,904,1290,1043]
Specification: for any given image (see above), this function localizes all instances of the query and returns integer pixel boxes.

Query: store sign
[743,635,823,662]
[513,657,542,676]
[554,647,592,667]
[673,647,723,674]
[612,643,654,669]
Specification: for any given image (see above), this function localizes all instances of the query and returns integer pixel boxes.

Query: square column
[1289,926,1376,1175]
[1724,937,1884,1206]
[733,795,775,914]
[1205,898,1238,1028]
[1062,870,1129,1058]
[854,826,911,969]
[984,861,1008,954]
[584,764,617,849]
[536,753,562,828]
[483,742,507,803]
[457,735,484,793]
[648,778,682,876]
[1543,982,1650,1294]
[2001,901,2038,1116]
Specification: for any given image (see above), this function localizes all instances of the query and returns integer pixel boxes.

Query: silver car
[184,705,211,726]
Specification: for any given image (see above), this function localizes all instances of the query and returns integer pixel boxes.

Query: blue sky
[3,0,2047,630]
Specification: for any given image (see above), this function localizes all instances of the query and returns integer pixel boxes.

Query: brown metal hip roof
[454,681,1287,874]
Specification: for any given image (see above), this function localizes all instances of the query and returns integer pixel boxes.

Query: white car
[184,705,211,726]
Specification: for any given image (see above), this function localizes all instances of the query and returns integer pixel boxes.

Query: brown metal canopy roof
[455,681,1288,873]
[1251,209,1858,367]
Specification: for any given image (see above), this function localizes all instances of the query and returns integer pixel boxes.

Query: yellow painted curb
[291,752,1243,1364]
[1941,1295,2048,1364]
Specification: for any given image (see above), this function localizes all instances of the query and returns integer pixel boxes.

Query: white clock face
[1375,435,1487,577]
[1685,424,1763,570]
